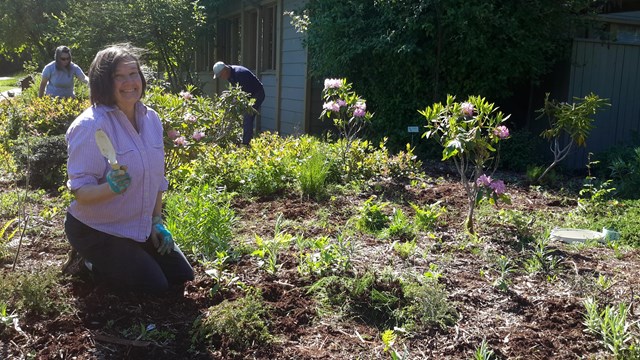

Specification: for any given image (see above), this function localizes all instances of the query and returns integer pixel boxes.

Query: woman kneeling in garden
[62,43,194,293]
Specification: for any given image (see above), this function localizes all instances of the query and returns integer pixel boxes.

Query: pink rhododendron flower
[324,78,342,90]
[192,131,205,141]
[489,180,506,195]
[323,101,341,112]
[167,129,179,140]
[179,91,193,100]
[337,99,347,107]
[173,136,187,146]
[461,102,475,117]
[183,113,197,123]
[355,101,366,111]
[353,108,366,117]
[476,174,492,187]
[493,126,510,139]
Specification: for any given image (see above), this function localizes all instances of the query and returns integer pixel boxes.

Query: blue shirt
[228,65,264,98]
[42,61,88,98]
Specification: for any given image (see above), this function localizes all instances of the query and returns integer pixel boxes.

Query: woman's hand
[106,168,131,194]
[151,216,174,255]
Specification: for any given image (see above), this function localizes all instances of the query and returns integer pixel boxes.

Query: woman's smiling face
[112,58,142,110]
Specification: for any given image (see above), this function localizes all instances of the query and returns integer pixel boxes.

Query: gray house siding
[566,39,640,169]
[278,0,308,135]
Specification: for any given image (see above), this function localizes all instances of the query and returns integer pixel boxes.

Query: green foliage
[308,270,404,329]
[535,92,610,181]
[0,218,19,262]
[0,268,68,316]
[356,196,389,233]
[607,147,640,199]
[499,129,545,172]
[420,95,510,234]
[252,215,295,276]
[11,134,68,192]
[54,0,208,91]
[145,84,255,177]
[400,273,459,331]
[393,240,416,260]
[191,288,272,351]
[296,143,332,199]
[383,208,415,241]
[297,234,353,277]
[304,0,595,150]
[320,78,373,165]
[473,339,497,360]
[411,201,447,232]
[523,235,562,278]
[583,297,639,359]
[164,183,236,261]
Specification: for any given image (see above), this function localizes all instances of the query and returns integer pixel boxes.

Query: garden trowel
[94,129,121,170]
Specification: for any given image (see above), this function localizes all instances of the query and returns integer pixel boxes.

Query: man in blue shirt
[213,61,265,145]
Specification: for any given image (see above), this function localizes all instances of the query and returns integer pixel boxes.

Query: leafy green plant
[393,240,416,260]
[535,92,610,182]
[411,201,446,232]
[473,339,496,360]
[381,329,408,360]
[608,147,640,199]
[191,288,272,351]
[252,214,295,275]
[11,134,68,192]
[164,183,236,261]
[524,235,562,279]
[357,196,389,233]
[383,208,414,240]
[420,95,510,234]
[401,272,459,331]
[0,218,18,261]
[583,297,639,359]
[202,251,245,297]
[320,78,373,165]
[493,255,514,292]
[297,234,353,277]
[0,268,68,316]
[145,84,255,175]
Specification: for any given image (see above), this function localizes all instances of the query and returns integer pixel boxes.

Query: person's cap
[213,61,226,79]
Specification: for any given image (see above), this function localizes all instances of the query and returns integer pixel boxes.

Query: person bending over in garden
[212,61,265,145]
[38,45,89,98]
[62,43,194,294]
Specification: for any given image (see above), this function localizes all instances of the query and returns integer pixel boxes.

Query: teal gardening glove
[151,216,174,255]
[106,167,131,194]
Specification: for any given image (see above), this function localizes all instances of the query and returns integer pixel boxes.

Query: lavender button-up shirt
[66,102,168,242]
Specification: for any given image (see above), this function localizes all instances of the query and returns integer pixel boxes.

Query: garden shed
[196,0,324,138]
[565,11,640,169]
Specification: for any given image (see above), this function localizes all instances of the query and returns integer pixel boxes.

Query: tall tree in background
[0,0,68,64]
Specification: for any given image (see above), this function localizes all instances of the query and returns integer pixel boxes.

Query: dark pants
[243,89,265,145]
[64,212,194,293]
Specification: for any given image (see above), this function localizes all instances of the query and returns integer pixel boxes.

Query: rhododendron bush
[420,95,511,234]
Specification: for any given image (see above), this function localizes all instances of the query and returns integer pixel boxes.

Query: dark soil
[1,168,637,359]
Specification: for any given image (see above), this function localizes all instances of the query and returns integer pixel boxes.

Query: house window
[261,4,277,71]
[194,24,216,72]
[244,10,258,70]
[218,16,241,64]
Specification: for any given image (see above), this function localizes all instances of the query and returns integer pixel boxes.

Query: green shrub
[356,196,390,233]
[0,268,68,316]
[499,129,545,171]
[191,288,272,351]
[296,143,332,199]
[10,135,67,192]
[164,183,236,261]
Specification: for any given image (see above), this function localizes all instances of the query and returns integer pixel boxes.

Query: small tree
[535,92,610,182]
[420,95,510,234]
[320,78,373,163]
